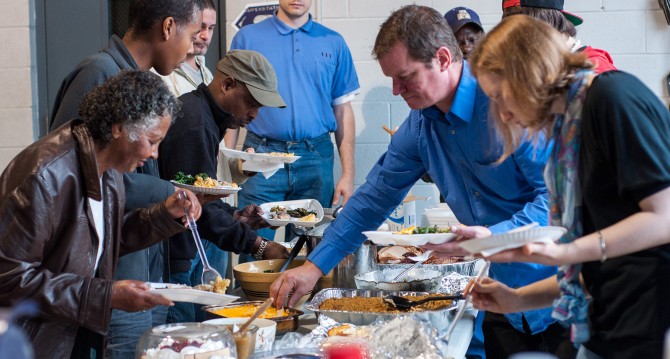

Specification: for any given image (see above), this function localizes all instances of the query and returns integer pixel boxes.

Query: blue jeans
[106,306,167,359]
[166,240,228,323]
[237,131,335,263]
[466,311,486,359]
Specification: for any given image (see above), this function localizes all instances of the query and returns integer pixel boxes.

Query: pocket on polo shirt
[314,58,337,90]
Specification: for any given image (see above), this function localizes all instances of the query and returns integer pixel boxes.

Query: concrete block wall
[2,0,666,191]
[225,0,670,218]
[0,0,32,171]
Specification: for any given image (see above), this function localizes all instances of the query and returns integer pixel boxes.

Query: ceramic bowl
[233,259,331,307]
[203,317,276,353]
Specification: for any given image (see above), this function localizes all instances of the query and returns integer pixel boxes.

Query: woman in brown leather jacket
[0,70,202,358]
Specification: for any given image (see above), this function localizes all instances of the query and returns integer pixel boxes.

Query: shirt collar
[431,61,478,124]
[197,84,234,136]
[270,12,314,35]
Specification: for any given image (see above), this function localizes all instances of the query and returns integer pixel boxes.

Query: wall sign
[232,1,279,31]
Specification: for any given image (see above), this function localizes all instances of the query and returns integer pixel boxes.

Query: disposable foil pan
[304,288,457,332]
[375,258,477,277]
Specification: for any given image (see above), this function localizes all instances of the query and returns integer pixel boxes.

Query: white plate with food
[220,147,300,164]
[147,283,239,306]
[259,199,324,227]
[363,226,457,246]
[171,181,241,195]
[458,226,567,256]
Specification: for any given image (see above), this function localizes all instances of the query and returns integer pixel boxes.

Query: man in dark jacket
[47,1,204,358]
[158,50,289,323]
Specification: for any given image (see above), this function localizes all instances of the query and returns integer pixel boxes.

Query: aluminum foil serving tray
[375,258,478,277]
[304,288,457,332]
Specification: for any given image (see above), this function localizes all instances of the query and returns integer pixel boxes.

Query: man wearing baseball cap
[444,6,485,60]
[158,49,289,323]
[503,0,616,73]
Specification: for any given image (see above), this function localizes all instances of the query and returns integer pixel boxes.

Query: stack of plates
[423,204,459,227]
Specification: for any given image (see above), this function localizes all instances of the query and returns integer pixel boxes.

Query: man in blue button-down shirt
[271,5,573,359]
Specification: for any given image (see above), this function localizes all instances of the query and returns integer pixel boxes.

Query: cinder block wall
[2,0,668,191]
[226,0,670,216]
[0,0,33,171]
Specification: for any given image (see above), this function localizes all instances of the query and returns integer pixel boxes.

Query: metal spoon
[383,293,464,310]
[178,191,222,287]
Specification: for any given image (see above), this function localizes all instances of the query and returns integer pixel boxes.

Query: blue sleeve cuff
[487,221,516,234]
[307,241,350,275]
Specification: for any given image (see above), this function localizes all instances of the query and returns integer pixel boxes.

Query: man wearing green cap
[157,50,289,323]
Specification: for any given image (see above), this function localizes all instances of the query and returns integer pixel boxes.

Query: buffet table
[294,305,476,359]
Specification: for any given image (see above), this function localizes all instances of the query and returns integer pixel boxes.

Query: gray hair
[80,70,180,144]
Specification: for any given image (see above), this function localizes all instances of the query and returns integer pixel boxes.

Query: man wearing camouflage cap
[158,50,289,323]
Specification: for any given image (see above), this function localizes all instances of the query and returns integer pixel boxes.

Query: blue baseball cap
[444,7,484,34]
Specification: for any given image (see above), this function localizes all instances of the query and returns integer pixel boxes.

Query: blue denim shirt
[310,63,557,334]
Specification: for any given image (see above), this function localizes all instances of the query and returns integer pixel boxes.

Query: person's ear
[111,123,123,139]
[161,16,176,41]
[436,46,452,71]
[221,77,236,92]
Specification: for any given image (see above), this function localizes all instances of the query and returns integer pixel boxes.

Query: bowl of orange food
[202,301,303,335]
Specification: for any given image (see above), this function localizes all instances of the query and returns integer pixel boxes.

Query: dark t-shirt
[158,84,258,273]
[579,71,670,358]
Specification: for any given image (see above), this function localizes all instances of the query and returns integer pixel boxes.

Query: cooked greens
[173,171,209,185]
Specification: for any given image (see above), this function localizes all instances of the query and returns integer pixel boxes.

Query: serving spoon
[383,293,464,310]
[178,191,222,287]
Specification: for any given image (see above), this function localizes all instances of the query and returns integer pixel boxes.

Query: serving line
[293,307,476,359]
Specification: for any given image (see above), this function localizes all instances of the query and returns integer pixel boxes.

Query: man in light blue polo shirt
[229,0,359,251]
[271,5,574,359]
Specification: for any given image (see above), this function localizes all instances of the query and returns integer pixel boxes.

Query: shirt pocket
[313,58,337,92]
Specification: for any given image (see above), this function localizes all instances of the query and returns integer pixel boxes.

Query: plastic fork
[178,191,222,286]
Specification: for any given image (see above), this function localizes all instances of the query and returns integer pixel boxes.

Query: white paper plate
[148,287,239,306]
[363,231,457,246]
[259,199,324,227]
[458,226,567,256]
[220,147,300,164]
[171,181,241,195]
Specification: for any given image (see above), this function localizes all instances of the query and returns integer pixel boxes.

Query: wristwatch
[254,238,269,260]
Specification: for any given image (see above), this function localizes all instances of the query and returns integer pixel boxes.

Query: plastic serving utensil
[238,298,273,333]
[443,260,490,342]
[407,250,434,262]
[390,250,434,282]
[383,293,464,310]
[277,231,307,273]
[178,191,222,287]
